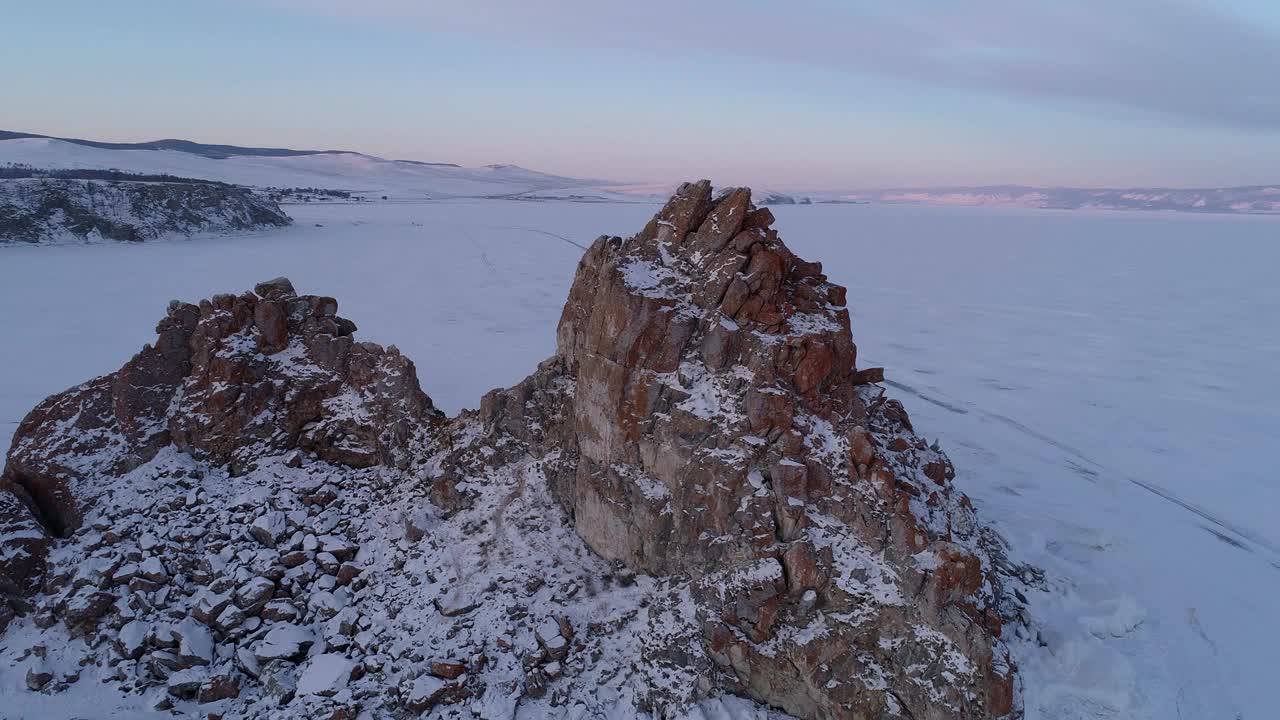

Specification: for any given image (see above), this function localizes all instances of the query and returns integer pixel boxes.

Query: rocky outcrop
[464,181,1018,718]
[1,277,440,592]
[0,184,1025,719]
[0,177,291,243]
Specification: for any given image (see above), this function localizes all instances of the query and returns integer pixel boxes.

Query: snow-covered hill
[0,138,619,201]
[0,130,357,160]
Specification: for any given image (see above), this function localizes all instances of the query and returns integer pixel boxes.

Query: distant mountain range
[0,132,612,201]
[3,130,1278,214]
[832,185,1280,215]
[0,130,367,161]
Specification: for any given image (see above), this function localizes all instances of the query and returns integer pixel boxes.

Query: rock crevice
[6,471,70,538]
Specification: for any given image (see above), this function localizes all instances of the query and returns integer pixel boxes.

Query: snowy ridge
[0,138,622,202]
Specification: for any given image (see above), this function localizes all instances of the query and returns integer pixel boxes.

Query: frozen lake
[2,200,1277,718]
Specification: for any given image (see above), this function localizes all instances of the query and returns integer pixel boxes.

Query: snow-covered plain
[1,200,1277,719]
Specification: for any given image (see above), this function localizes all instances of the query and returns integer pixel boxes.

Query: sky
[5,0,1280,189]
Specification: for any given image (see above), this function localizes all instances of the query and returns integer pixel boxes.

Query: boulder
[853,366,885,385]
[254,277,296,300]
[62,589,114,634]
[296,654,357,697]
[260,600,300,623]
[261,661,299,706]
[253,623,315,664]
[116,620,150,660]
[404,674,448,713]
[235,577,276,611]
[25,664,53,691]
[535,616,570,662]
[138,556,168,583]
[250,512,287,548]
[167,668,205,700]
[430,660,466,680]
[173,617,215,667]
[198,673,240,703]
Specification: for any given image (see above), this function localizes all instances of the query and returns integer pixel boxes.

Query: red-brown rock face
[0,277,441,596]
[479,181,1018,718]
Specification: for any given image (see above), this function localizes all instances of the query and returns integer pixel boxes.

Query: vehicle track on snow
[883,372,1279,560]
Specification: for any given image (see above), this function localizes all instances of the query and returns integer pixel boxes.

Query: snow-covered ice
[1,199,1277,718]
[775,204,1280,720]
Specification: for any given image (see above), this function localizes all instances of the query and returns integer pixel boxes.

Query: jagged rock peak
[559,181,857,406]
[473,182,1020,718]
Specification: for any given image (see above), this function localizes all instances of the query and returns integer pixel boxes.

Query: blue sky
[5,0,1280,189]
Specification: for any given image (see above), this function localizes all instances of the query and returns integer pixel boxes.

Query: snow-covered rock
[249,511,287,548]
[252,623,315,664]
[295,653,356,697]
[116,620,150,660]
[0,175,290,244]
[173,617,215,666]
[405,674,448,712]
